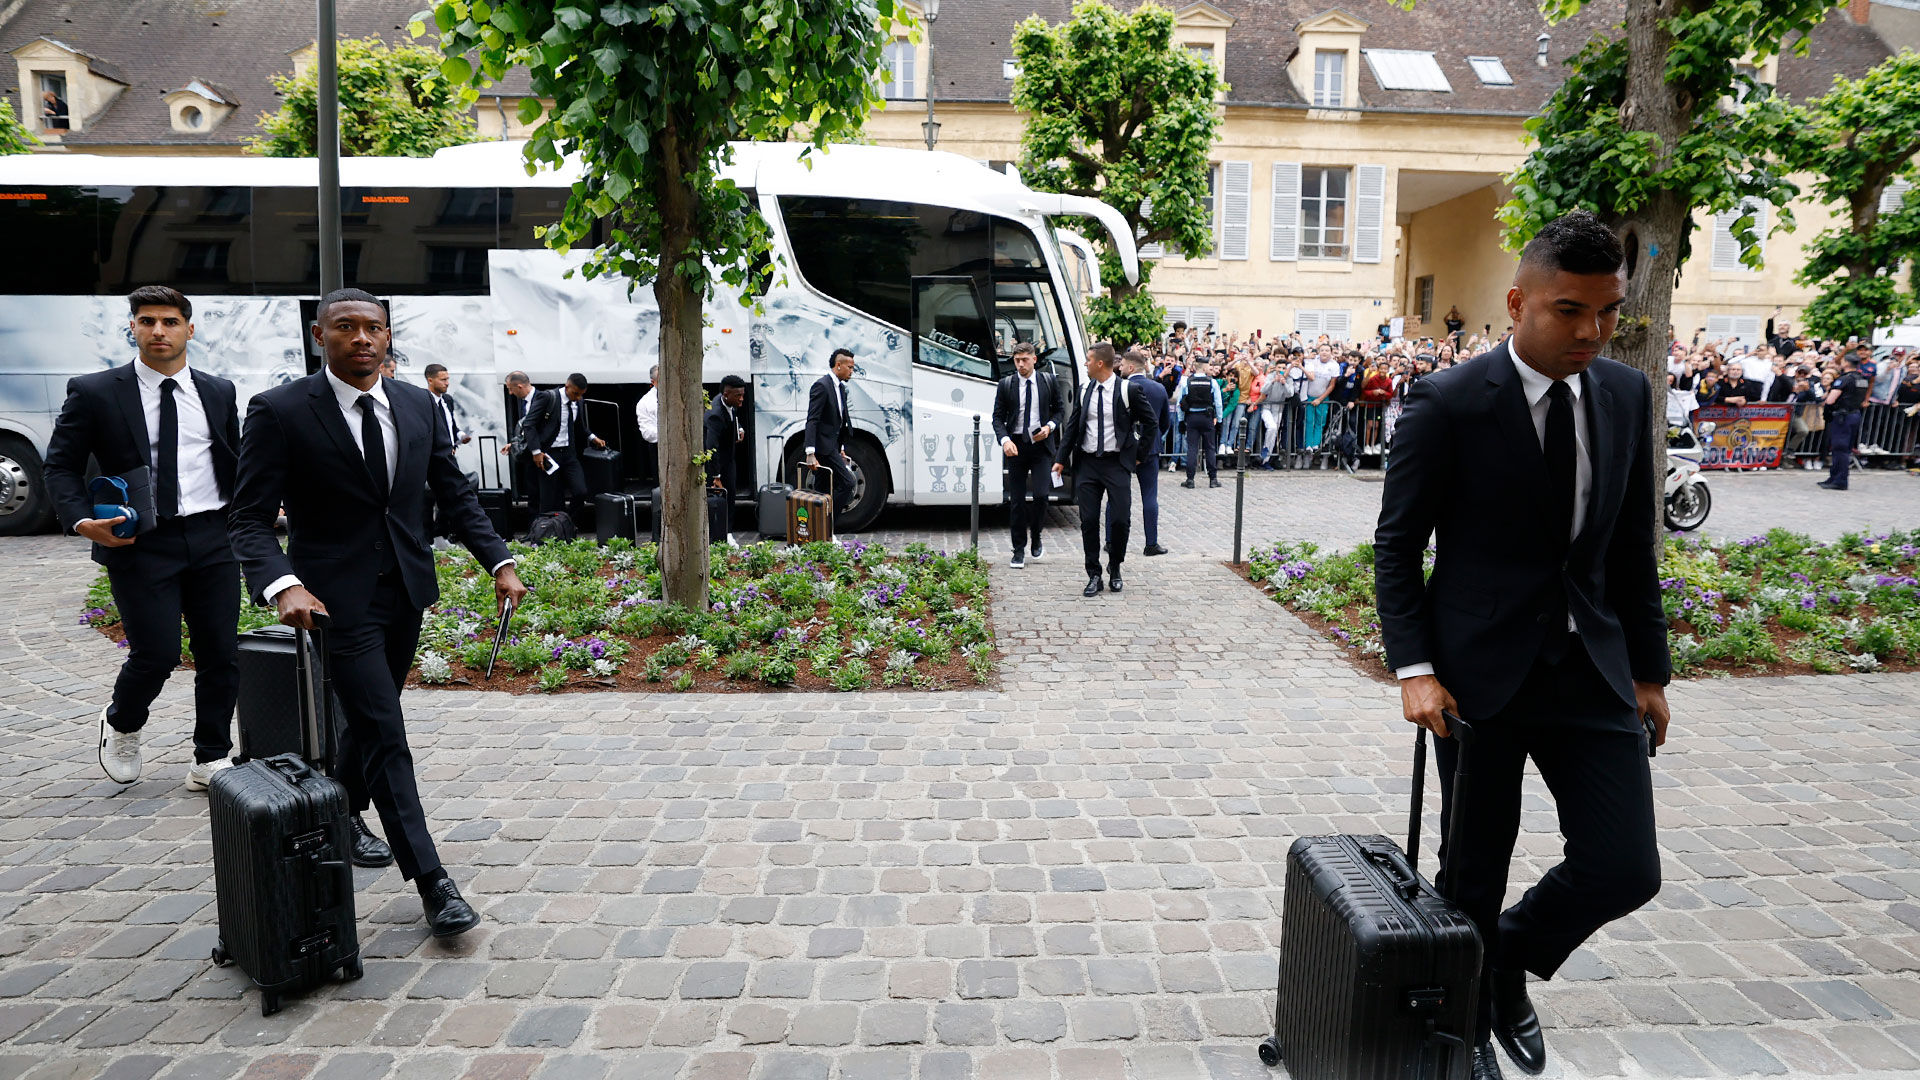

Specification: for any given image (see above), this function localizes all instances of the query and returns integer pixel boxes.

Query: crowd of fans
[1125,311,1920,470]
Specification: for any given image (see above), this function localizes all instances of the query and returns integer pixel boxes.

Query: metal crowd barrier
[1784,401,1920,468]
[1159,400,1390,471]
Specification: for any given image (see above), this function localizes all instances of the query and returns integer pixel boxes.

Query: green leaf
[439,55,472,84]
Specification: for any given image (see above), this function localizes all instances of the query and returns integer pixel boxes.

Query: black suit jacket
[228,371,511,625]
[523,388,594,455]
[990,371,1067,445]
[1057,375,1157,472]
[44,362,240,569]
[804,374,851,456]
[1374,341,1670,719]
[703,398,742,489]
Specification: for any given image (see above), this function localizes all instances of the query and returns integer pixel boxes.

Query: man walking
[1175,356,1223,488]
[991,342,1066,568]
[229,287,527,938]
[525,373,606,522]
[1375,211,1670,1080]
[1818,350,1870,491]
[423,363,469,540]
[45,286,242,789]
[1053,342,1156,597]
[503,371,537,517]
[636,364,662,488]
[704,374,749,544]
[804,348,858,518]
[1122,348,1171,556]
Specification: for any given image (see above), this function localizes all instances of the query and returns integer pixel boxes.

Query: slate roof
[0,0,1894,149]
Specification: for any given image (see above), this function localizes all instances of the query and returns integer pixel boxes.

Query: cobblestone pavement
[3,471,1920,1080]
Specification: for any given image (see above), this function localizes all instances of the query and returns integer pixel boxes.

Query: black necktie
[357,394,390,504]
[1023,378,1033,434]
[1095,382,1107,453]
[157,377,179,518]
[1545,381,1575,550]
[839,381,849,421]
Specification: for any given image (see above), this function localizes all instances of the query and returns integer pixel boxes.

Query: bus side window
[0,186,102,294]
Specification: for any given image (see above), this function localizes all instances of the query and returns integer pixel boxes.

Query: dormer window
[35,72,69,130]
[162,80,236,134]
[1313,51,1345,107]
[1290,10,1368,113]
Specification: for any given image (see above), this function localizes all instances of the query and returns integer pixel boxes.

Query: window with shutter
[1220,161,1251,260]
[1270,162,1301,261]
[1296,310,1323,336]
[1881,177,1912,216]
[1300,167,1348,260]
[1190,307,1220,329]
[1138,196,1163,259]
[1324,310,1351,340]
[1705,315,1735,340]
[1711,199,1766,271]
[1353,164,1386,264]
[1163,307,1189,329]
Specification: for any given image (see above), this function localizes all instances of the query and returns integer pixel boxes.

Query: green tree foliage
[1789,51,1920,343]
[253,35,478,157]
[425,0,896,611]
[0,97,38,155]
[1011,1,1222,347]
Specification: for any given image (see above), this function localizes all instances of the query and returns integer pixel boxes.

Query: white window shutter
[1191,307,1220,329]
[1324,310,1352,340]
[1353,164,1386,264]
[1711,199,1765,271]
[1138,197,1163,259]
[1296,310,1322,336]
[1879,177,1910,216]
[1748,201,1767,265]
[1270,162,1301,261]
[1705,314,1734,339]
[1731,316,1762,345]
[1220,161,1252,261]
[1163,307,1189,329]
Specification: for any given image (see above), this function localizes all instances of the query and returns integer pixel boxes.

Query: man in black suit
[502,370,537,520]
[229,288,527,938]
[990,341,1067,569]
[705,374,749,543]
[1121,347,1172,556]
[1052,342,1157,597]
[422,363,469,540]
[524,372,606,522]
[45,286,242,790]
[803,347,857,516]
[1375,211,1670,1080]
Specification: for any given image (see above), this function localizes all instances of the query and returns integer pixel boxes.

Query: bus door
[909,275,1002,505]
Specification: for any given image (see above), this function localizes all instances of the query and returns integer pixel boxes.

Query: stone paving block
[1681,1030,1788,1076]
[1792,978,1894,1020]
[504,1004,589,1049]
[309,1055,394,1080]
[1616,1031,1715,1077]
[786,1004,857,1047]
[74,1004,174,1048]
[1826,1025,1920,1071]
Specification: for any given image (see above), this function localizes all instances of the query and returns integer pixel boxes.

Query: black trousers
[1074,453,1132,577]
[331,573,440,881]
[1825,410,1861,488]
[811,451,857,517]
[538,446,590,520]
[104,511,240,764]
[1432,646,1660,1040]
[1136,452,1160,548]
[1185,418,1218,482]
[1004,438,1053,554]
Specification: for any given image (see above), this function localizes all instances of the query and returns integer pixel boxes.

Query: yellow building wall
[1668,175,1853,341]
[1402,183,1518,342]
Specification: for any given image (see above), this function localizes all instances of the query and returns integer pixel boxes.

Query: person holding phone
[1374,211,1671,1080]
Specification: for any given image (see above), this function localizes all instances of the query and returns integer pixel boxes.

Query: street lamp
[922,0,940,151]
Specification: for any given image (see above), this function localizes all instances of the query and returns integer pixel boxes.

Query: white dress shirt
[637,387,659,443]
[1396,343,1590,681]
[1080,374,1119,454]
[265,369,511,603]
[552,391,574,449]
[133,359,223,517]
[432,390,461,445]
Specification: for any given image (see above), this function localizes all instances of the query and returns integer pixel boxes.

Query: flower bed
[84,538,997,693]
[1240,529,1920,679]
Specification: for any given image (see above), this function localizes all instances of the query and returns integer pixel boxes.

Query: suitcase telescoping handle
[1406,713,1474,893]
[794,460,832,497]
[294,614,334,775]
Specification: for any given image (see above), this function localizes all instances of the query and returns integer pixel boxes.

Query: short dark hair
[565,372,589,390]
[829,347,855,366]
[719,374,749,390]
[505,370,530,386]
[422,363,447,379]
[1011,341,1038,357]
[1518,209,1625,278]
[128,285,191,320]
[316,287,383,321]
[1088,341,1116,366]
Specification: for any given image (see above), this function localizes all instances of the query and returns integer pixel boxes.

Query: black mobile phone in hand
[1643,713,1658,757]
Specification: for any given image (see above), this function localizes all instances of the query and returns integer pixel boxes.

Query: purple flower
[1800,596,1817,610]
[589,640,606,660]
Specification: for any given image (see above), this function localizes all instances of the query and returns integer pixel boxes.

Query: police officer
[1175,357,1223,488]
[1818,350,1870,492]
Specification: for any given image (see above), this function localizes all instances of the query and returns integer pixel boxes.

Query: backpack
[526,511,577,544]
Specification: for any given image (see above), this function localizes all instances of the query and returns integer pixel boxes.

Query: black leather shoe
[1083,576,1104,597]
[1209,479,1222,488]
[349,814,395,868]
[1489,967,1546,1074]
[1180,479,1195,488]
[421,877,480,938]
[1472,1041,1506,1080]
[1108,572,1123,593]
[1816,480,1846,490]
[1143,544,1169,556]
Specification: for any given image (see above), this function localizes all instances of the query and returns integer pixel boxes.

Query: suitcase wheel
[260,991,280,1017]
[1258,1037,1281,1068]
[210,944,231,967]
[342,958,363,981]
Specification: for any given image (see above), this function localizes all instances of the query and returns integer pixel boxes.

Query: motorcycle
[1664,421,1714,531]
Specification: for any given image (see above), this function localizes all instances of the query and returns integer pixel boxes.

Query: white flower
[591,659,619,677]
[675,634,703,653]
[541,633,568,652]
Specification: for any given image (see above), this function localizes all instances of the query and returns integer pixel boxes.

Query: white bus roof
[0,140,1139,285]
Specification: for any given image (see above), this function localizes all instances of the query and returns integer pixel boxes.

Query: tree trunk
[655,125,710,612]
[1610,0,1699,542]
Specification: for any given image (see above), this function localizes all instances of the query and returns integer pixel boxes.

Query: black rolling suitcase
[649,486,733,545]
[596,491,641,545]
[209,618,361,1016]
[234,626,342,763]
[580,397,625,494]
[1261,721,1482,1079]
[757,436,795,538]
[474,435,513,540]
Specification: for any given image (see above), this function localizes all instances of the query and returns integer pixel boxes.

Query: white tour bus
[0,141,1136,534]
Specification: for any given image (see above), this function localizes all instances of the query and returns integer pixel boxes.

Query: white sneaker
[184,758,234,793]
[99,706,142,784]
[1010,552,1026,569]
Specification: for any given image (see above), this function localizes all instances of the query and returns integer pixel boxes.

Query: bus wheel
[839,438,889,533]
[0,436,52,536]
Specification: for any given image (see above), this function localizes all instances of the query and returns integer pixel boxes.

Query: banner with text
[1694,404,1793,469]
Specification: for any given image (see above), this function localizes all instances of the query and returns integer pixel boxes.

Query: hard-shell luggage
[234,626,342,764]
[474,435,513,540]
[787,464,834,544]
[595,492,641,545]
[1261,721,1482,1079]
[209,621,361,1017]
[581,446,623,494]
[649,487,732,545]
[757,438,794,538]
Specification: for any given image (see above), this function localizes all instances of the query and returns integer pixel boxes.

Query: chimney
[1850,0,1870,25]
